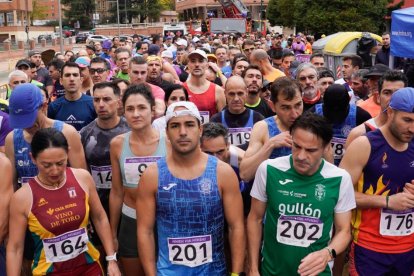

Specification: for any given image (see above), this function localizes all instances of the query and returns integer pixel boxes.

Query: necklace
[36,174,66,190]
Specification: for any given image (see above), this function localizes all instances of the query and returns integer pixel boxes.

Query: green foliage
[30,0,48,23]
[267,0,392,35]
[61,0,96,29]
[109,0,163,23]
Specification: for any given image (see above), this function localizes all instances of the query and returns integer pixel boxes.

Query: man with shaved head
[250,49,285,82]
[211,76,264,148]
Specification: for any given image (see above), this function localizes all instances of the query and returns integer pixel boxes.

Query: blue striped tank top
[156,155,226,276]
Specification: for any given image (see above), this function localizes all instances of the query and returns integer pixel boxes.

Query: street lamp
[58,0,64,54]
[259,0,263,34]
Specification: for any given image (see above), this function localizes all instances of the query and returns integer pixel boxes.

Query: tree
[109,0,163,23]
[30,0,48,24]
[61,0,96,29]
[267,0,393,35]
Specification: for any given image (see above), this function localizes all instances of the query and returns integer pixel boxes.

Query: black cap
[365,64,390,78]
[86,44,96,52]
[15,59,31,68]
[323,84,350,124]
[148,44,160,56]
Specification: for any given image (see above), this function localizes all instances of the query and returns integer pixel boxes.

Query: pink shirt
[147,83,165,101]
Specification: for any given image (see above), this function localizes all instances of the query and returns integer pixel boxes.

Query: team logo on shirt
[67,187,77,198]
[67,114,77,121]
[38,198,48,207]
[279,179,293,185]
[410,160,414,168]
[314,184,326,201]
[382,152,388,169]
[341,125,352,137]
[47,208,54,215]
[199,178,212,195]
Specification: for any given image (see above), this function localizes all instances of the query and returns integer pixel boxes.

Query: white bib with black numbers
[380,208,414,236]
[276,215,323,247]
[168,235,213,267]
[90,165,112,189]
[43,228,89,263]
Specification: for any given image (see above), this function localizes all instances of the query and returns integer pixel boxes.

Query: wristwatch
[105,252,117,262]
[326,247,337,259]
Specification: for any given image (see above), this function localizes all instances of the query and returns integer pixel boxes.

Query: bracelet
[386,195,389,209]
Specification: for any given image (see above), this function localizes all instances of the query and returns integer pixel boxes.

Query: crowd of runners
[0,31,413,276]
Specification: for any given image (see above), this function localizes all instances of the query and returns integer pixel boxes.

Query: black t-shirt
[245,98,275,118]
[210,108,264,128]
[308,105,372,126]
[35,67,53,87]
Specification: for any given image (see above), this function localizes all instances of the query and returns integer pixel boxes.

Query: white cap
[188,49,207,60]
[192,37,200,43]
[165,101,202,123]
[161,50,173,59]
[176,39,188,47]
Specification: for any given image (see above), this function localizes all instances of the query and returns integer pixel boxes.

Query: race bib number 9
[277,215,323,247]
[228,127,251,146]
[199,111,210,124]
[124,156,161,185]
[168,235,213,267]
[90,165,112,189]
[43,228,88,263]
[331,137,346,161]
[380,208,414,236]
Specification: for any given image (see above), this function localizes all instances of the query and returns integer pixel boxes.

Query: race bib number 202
[168,235,212,267]
[277,215,323,247]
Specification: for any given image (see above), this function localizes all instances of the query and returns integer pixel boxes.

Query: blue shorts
[349,242,414,276]
[0,244,6,276]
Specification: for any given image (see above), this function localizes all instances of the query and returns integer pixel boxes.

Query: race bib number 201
[277,215,323,247]
[380,208,414,236]
[168,235,212,267]
[43,228,89,263]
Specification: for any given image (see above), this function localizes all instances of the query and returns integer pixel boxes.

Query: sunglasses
[89,68,107,74]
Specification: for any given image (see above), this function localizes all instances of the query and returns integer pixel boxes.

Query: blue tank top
[119,130,167,188]
[264,116,291,159]
[156,155,226,276]
[14,120,64,186]
[315,104,357,165]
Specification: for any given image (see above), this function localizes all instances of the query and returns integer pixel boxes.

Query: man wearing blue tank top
[240,77,303,182]
[210,76,264,149]
[137,101,246,276]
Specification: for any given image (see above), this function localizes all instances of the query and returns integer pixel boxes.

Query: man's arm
[344,124,366,149]
[298,211,352,276]
[154,99,166,119]
[136,164,158,276]
[63,124,87,169]
[0,154,13,243]
[215,85,226,113]
[6,188,30,276]
[246,198,266,276]
[4,132,18,189]
[340,136,414,210]
[218,162,245,273]
[240,121,291,181]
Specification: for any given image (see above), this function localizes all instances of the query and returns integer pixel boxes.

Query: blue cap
[9,83,43,129]
[389,87,414,113]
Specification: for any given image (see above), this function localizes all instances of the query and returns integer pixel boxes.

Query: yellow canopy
[324,32,382,55]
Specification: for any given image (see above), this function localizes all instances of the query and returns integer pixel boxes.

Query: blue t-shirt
[48,94,97,131]
[221,65,232,78]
